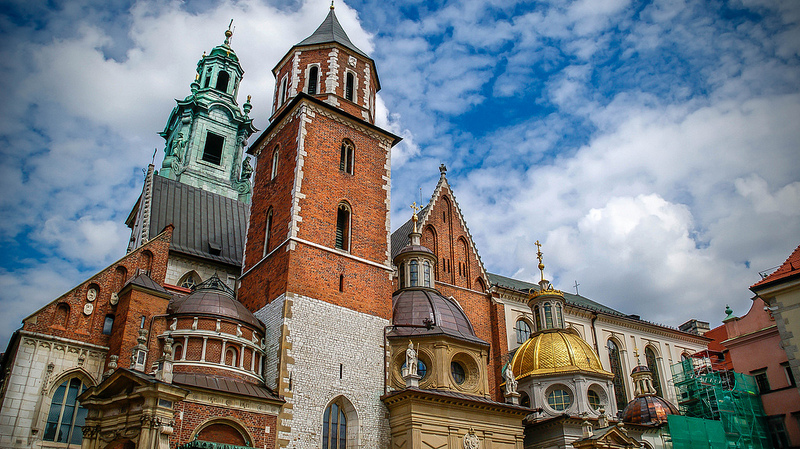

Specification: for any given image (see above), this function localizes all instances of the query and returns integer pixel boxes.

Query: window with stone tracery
[323,401,347,449]
[607,339,628,412]
[44,377,88,445]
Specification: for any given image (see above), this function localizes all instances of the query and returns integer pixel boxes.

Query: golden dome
[511,330,614,379]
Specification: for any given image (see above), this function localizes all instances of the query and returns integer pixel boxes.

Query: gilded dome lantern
[528,241,566,332]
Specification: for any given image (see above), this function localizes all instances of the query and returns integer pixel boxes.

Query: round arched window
[588,389,601,410]
[547,388,572,411]
[451,361,466,384]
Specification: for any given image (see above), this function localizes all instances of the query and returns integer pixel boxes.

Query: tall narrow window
[202,132,224,165]
[409,260,419,286]
[399,262,405,288]
[43,378,88,445]
[339,274,344,292]
[544,303,553,329]
[203,69,211,88]
[215,71,230,92]
[263,208,273,256]
[345,72,355,101]
[423,261,431,287]
[271,146,279,180]
[644,346,663,396]
[55,304,70,328]
[339,140,354,174]
[335,203,351,251]
[607,340,628,412]
[534,305,542,332]
[322,402,347,449]
[279,76,289,105]
[308,66,319,94]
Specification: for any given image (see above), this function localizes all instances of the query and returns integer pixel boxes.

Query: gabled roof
[751,243,800,290]
[123,271,170,296]
[297,8,369,58]
[148,175,248,267]
[390,170,489,281]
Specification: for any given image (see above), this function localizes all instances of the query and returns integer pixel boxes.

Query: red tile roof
[751,243,800,289]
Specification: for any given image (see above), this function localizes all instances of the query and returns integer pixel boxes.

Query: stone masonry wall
[255,294,390,449]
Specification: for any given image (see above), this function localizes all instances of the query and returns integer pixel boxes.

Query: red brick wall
[22,226,172,350]
[271,46,378,122]
[108,288,169,371]
[171,400,278,449]
[196,423,246,445]
[419,184,509,401]
[241,102,393,320]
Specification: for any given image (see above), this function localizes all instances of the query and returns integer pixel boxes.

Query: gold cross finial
[535,240,545,281]
[410,202,420,232]
[330,0,335,9]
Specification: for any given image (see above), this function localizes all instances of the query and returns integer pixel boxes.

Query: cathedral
[0,7,709,449]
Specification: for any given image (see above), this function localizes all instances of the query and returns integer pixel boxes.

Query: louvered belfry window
[339,140,354,174]
[345,72,355,101]
[335,204,351,250]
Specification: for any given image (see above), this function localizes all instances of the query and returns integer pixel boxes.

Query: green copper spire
[158,22,257,203]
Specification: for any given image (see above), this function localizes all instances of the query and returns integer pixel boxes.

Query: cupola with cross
[158,21,258,202]
[528,241,567,332]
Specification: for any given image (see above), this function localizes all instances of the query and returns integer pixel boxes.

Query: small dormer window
[409,260,419,286]
[345,72,355,101]
[216,71,230,93]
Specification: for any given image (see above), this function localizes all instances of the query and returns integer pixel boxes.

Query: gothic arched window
[645,346,663,396]
[516,319,531,343]
[345,72,355,101]
[335,203,351,251]
[263,208,273,257]
[44,377,88,445]
[322,401,347,449]
[607,339,628,412]
[215,71,230,92]
[308,65,319,95]
[340,140,354,174]
[179,271,200,289]
[55,303,70,328]
[271,146,279,180]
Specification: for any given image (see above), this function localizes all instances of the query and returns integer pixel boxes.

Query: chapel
[0,7,709,449]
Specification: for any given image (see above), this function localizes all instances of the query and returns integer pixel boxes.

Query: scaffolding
[670,357,772,449]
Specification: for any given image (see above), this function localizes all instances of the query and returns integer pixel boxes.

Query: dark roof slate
[391,205,429,258]
[488,273,624,316]
[297,9,369,57]
[149,175,247,267]
[124,272,169,295]
[173,373,281,401]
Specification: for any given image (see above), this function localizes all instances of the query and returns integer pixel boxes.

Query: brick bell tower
[238,5,400,448]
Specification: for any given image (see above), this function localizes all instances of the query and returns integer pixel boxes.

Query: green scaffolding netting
[670,358,772,449]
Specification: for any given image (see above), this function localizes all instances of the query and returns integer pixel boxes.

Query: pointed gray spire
[297,8,369,57]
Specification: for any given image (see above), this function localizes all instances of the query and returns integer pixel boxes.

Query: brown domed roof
[621,395,679,425]
[631,365,651,374]
[389,288,487,346]
[168,275,264,331]
[393,244,435,260]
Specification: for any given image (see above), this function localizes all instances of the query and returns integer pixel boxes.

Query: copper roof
[389,288,487,346]
[621,394,679,425]
[168,275,263,330]
[173,373,280,401]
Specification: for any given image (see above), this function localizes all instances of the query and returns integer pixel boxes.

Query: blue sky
[1,0,799,349]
